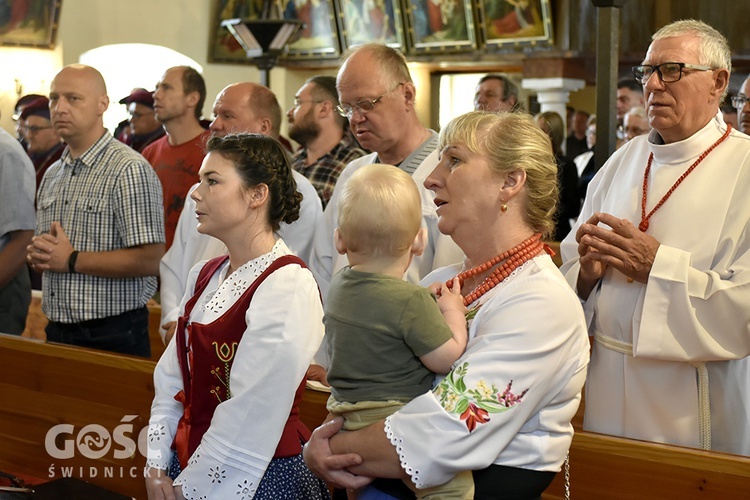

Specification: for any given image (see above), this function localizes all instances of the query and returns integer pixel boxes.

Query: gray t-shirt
[325,266,454,403]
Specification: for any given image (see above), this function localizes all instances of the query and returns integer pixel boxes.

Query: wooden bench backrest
[8,329,749,499]
[0,333,330,498]
[543,431,750,499]
[0,334,154,498]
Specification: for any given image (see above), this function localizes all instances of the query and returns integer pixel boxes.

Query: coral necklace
[639,124,732,232]
[447,233,550,306]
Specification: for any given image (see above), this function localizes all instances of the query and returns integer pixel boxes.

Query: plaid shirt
[36,132,165,323]
[291,132,366,208]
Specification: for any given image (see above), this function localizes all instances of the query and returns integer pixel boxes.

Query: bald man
[159,81,322,344]
[27,64,165,357]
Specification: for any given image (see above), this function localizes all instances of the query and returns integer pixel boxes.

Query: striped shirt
[375,129,438,175]
[36,132,165,323]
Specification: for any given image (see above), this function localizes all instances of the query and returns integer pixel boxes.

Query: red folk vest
[172,254,311,468]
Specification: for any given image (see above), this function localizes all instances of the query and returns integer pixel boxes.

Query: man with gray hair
[473,73,519,112]
[622,106,651,142]
[561,19,750,455]
[287,75,366,208]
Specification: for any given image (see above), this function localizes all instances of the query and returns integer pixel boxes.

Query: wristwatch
[68,250,79,273]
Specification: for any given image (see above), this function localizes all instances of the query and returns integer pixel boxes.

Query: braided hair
[206,133,302,231]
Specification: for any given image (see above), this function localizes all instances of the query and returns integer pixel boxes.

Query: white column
[522,77,586,130]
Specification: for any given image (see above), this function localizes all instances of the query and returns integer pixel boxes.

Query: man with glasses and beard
[287,76,365,208]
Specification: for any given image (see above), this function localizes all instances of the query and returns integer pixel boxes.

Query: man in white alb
[560,19,750,455]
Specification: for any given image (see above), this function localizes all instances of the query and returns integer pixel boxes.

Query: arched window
[80,44,202,134]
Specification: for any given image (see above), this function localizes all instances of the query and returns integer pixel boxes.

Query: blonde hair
[337,164,421,258]
[439,111,558,238]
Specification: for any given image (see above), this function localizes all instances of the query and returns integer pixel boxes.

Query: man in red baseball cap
[117,88,164,152]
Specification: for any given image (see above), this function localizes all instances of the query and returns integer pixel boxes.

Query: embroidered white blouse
[385,254,590,490]
[147,240,324,499]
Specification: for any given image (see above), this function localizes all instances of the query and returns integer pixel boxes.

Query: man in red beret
[19,97,66,190]
[12,93,45,148]
[118,88,165,153]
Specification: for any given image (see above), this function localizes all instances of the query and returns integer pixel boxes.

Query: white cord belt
[593,332,711,450]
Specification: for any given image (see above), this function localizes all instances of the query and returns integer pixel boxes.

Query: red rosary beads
[447,233,547,306]
[639,124,732,232]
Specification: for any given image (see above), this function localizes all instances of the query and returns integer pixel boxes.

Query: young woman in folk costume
[146,133,330,500]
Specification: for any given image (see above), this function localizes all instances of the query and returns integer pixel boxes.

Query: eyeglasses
[732,94,749,110]
[336,82,404,119]
[616,125,626,141]
[22,125,53,133]
[129,112,153,120]
[293,98,323,108]
[474,91,508,103]
[632,62,714,85]
[616,124,649,140]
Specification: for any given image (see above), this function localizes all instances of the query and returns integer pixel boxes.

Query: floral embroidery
[148,424,166,442]
[434,362,528,432]
[201,241,284,316]
[209,341,238,402]
[236,478,254,498]
[460,403,490,432]
[465,304,481,321]
[213,341,238,363]
[183,487,207,500]
[208,466,226,483]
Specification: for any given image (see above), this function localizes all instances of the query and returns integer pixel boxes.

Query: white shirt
[159,171,322,339]
[385,255,589,489]
[148,240,324,498]
[573,150,594,178]
[560,113,750,454]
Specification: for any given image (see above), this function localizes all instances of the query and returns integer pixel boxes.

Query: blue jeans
[45,306,150,358]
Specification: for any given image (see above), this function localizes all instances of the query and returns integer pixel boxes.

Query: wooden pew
[0,333,332,498]
[543,431,750,499]
[10,316,750,498]
[0,334,154,498]
[147,302,166,362]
